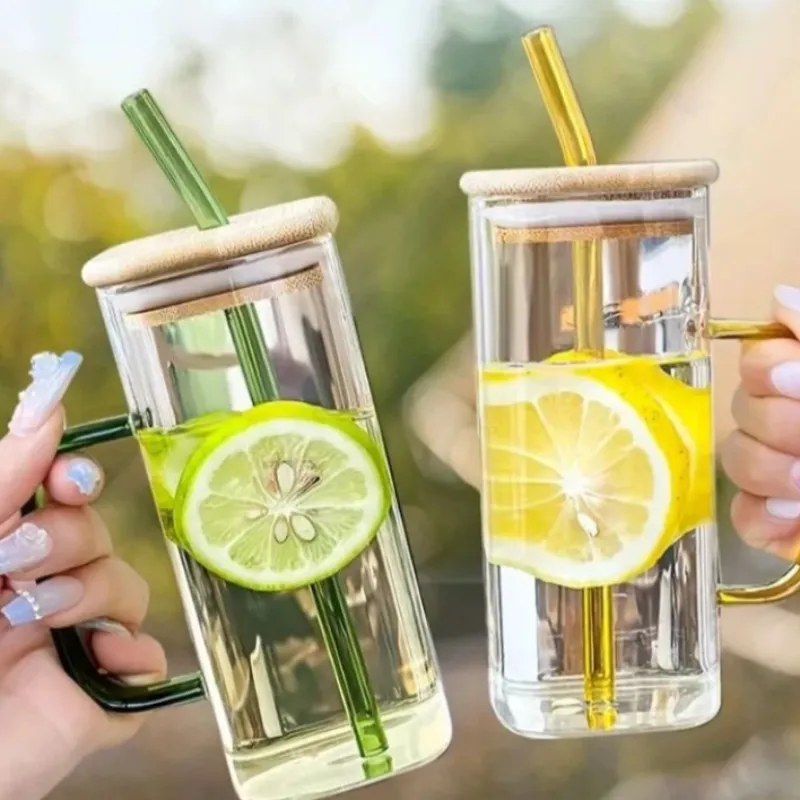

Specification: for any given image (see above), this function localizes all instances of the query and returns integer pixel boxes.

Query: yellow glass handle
[704,319,791,341]
[717,566,800,606]
[705,317,800,605]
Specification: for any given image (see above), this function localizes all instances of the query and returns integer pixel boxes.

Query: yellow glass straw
[522,26,616,730]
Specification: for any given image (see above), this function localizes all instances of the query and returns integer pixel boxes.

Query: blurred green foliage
[0,2,718,633]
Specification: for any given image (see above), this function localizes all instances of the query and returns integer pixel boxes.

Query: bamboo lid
[459,159,719,199]
[82,196,339,289]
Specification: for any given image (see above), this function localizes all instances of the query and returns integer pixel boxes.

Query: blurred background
[2,0,800,797]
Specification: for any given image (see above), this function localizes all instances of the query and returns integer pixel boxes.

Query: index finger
[0,351,82,522]
[737,286,800,399]
[739,338,800,398]
[0,409,66,521]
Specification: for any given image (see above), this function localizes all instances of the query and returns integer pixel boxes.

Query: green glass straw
[121,90,390,772]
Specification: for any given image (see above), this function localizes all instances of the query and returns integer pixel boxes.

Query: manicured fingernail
[1,576,83,626]
[766,498,800,520]
[9,351,82,436]
[120,673,162,687]
[79,617,132,638]
[65,458,101,496]
[771,362,800,399]
[775,285,800,313]
[0,523,51,574]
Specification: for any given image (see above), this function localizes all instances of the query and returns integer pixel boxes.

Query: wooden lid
[459,159,719,199]
[82,196,338,289]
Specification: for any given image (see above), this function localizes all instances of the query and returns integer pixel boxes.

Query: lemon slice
[545,349,714,536]
[630,362,713,536]
[173,402,391,592]
[481,368,690,588]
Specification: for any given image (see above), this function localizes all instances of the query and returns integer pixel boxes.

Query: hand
[0,352,165,800]
[721,286,800,561]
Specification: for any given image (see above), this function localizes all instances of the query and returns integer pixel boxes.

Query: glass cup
[460,159,800,738]
[46,197,452,799]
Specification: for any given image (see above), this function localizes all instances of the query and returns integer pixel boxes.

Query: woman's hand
[721,286,800,561]
[0,352,165,800]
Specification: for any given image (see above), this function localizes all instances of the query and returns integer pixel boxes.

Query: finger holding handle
[713,288,800,605]
[0,352,82,523]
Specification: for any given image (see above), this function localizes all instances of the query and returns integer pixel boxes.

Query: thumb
[771,285,800,338]
[0,352,82,522]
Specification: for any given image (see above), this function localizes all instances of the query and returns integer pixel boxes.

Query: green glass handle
[25,414,206,713]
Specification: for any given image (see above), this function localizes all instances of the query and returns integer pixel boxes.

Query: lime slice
[173,401,391,591]
[138,411,236,543]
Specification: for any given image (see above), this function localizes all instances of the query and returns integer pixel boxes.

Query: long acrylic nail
[65,458,102,496]
[766,498,800,521]
[1,576,83,627]
[9,351,82,436]
[771,362,800,400]
[0,523,51,574]
[79,617,132,638]
[774,285,800,313]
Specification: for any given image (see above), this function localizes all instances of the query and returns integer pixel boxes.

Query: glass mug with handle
[44,196,452,800]
[460,159,800,737]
